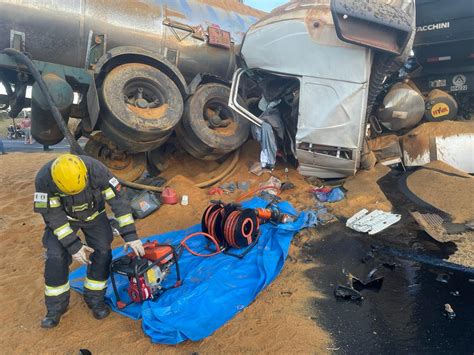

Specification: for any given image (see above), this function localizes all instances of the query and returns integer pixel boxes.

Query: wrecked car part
[424,89,459,122]
[351,269,384,291]
[376,82,425,131]
[177,83,249,160]
[346,209,401,235]
[331,0,414,55]
[231,1,415,178]
[410,212,473,244]
[334,285,363,301]
[401,122,474,172]
[367,135,403,166]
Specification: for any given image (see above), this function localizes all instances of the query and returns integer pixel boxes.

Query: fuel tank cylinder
[424,89,458,122]
[0,0,262,83]
[31,73,73,145]
[377,82,425,131]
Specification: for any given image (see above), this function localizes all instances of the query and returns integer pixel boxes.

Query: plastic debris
[181,195,189,206]
[208,187,224,196]
[313,186,345,202]
[346,209,401,235]
[327,187,345,202]
[450,291,460,297]
[261,176,281,195]
[444,303,456,319]
[237,181,250,191]
[219,182,236,193]
[161,187,178,205]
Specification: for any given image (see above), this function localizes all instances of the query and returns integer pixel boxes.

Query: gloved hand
[72,245,95,265]
[123,239,145,257]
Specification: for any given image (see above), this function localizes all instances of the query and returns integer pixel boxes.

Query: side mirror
[331,0,414,55]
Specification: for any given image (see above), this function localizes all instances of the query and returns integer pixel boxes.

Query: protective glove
[123,239,145,257]
[72,245,94,265]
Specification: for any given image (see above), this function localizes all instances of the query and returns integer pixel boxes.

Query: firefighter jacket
[34,155,138,255]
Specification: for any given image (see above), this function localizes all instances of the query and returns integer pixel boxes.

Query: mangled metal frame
[229,0,415,178]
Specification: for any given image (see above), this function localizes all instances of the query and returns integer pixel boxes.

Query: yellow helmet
[51,154,88,195]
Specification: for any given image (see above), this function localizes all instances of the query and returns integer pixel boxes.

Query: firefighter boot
[41,291,70,328]
[84,288,110,320]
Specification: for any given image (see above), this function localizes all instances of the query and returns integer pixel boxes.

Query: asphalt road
[0,138,87,153]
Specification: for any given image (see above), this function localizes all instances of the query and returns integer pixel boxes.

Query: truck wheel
[176,83,250,160]
[100,116,171,153]
[99,63,183,148]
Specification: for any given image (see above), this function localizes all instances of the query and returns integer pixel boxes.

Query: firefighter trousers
[42,212,113,313]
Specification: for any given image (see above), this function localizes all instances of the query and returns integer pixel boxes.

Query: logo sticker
[431,103,450,118]
[452,74,467,87]
[109,177,119,187]
[34,192,48,202]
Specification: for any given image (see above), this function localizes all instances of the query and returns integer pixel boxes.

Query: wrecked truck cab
[229,0,415,178]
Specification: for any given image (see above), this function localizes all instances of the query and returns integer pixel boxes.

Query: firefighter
[34,154,145,328]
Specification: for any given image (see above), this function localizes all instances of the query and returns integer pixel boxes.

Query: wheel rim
[123,78,168,120]
[203,98,238,136]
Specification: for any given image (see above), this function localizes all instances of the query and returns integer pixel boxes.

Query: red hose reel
[201,202,261,258]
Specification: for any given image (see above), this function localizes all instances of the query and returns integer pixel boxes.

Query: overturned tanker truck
[0,0,261,179]
[229,0,473,178]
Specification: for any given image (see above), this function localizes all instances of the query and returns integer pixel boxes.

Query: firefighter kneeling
[34,154,145,328]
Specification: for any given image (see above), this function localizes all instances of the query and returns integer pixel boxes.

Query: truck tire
[100,117,171,153]
[99,63,183,151]
[176,83,250,160]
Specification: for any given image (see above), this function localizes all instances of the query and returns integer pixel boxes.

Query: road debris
[346,209,401,235]
[444,304,456,319]
[161,187,178,205]
[334,285,363,301]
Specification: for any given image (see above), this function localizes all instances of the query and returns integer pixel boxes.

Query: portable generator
[110,241,181,309]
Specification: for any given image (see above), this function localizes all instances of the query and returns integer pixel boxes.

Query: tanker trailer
[0,0,262,179]
[228,0,415,178]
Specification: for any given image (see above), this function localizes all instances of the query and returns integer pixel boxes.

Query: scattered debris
[208,187,224,196]
[249,161,265,176]
[444,303,456,319]
[280,291,293,297]
[237,181,250,191]
[130,191,161,219]
[280,181,295,191]
[181,195,189,206]
[219,182,237,193]
[346,209,401,235]
[351,269,384,291]
[261,176,281,195]
[411,212,470,243]
[161,187,178,205]
[312,186,345,202]
[435,273,450,284]
[334,285,363,301]
[450,291,460,297]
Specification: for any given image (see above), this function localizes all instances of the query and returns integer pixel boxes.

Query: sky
[244,0,288,12]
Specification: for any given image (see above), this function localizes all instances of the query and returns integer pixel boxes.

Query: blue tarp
[70,198,314,344]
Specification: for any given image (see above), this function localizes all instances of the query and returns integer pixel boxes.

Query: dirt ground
[0,145,332,354]
[1,141,472,353]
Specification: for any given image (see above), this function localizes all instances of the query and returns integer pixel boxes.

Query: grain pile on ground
[0,149,330,353]
[406,160,474,224]
[406,160,474,268]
